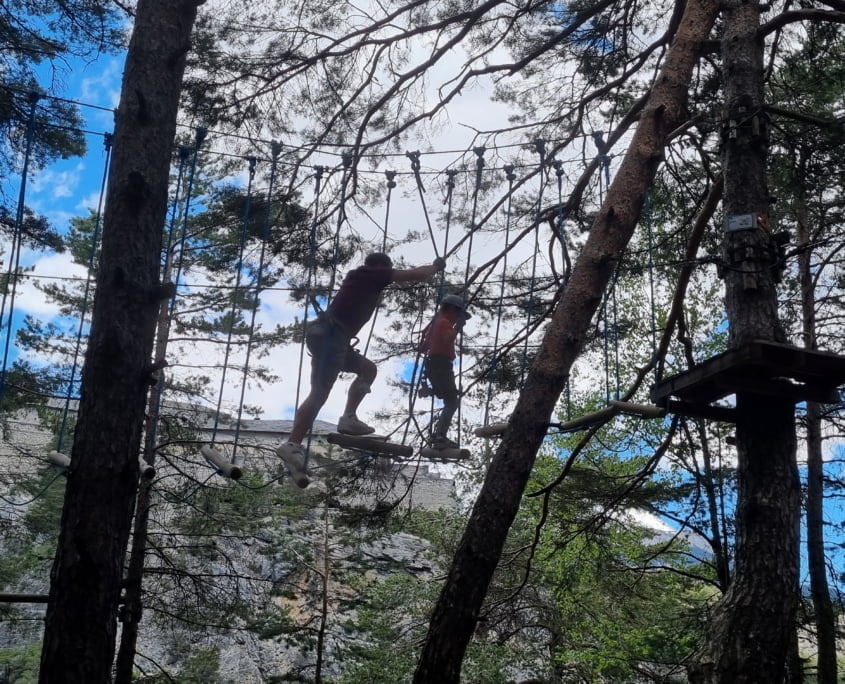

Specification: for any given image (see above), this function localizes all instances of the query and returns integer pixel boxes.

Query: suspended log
[419,447,472,461]
[608,399,666,418]
[474,422,509,438]
[0,593,49,603]
[327,432,414,457]
[48,451,71,469]
[554,405,618,432]
[201,445,243,480]
[138,457,156,480]
[477,400,664,440]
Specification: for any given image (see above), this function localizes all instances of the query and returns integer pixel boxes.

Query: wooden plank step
[419,446,472,461]
[326,432,414,457]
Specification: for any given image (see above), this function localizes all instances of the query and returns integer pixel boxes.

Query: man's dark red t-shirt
[326,265,393,335]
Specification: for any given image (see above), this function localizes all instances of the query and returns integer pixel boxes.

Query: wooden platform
[650,340,845,421]
[326,432,414,458]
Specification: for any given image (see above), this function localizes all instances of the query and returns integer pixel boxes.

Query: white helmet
[441,294,471,319]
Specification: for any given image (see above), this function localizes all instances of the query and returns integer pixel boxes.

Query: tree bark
[687,0,801,681]
[39,2,202,682]
[412,0,720,680]
[798,210,838,684]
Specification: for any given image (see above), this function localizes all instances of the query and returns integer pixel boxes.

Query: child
[420,294,470,449]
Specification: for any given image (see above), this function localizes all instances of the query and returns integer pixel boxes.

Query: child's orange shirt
[427,314,458,360]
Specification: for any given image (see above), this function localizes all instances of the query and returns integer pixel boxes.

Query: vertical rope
[406,151,439,257]
[449,149,485,441]
[553,157,572,419]
[442,169,458,262]
[325,151,353,306]
[211,156,257,442]
[232,143,282,465]
[592,130,611,203]
[145,143,193,452]
[600,260,622,403]
[381,169,396,253]
[462,148,485,287]
[0,92,39,399]
[294,166,324,411]
[483,164,516,430]
[519,139,546,389]
[644,191,659,384]
[169,127,208,317]
[403,166,457,447]
[362,169,397,358]
[56,133,113,452]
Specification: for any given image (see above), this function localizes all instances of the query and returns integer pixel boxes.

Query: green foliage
[0,467,64,590]
[178,645,223,684]
[134,645,222,684]
[173,472,274,537]
[335,573,436,683]
[0,642,41,684]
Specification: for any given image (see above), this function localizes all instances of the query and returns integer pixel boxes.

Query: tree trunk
[798,210,838,684]
[39,2,202,682]
[695,420,731,591]
[688,1,800,681]
[412,1,720,680]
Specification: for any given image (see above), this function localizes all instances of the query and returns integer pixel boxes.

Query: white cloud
[15,251,87,318]
[29,164,84,200]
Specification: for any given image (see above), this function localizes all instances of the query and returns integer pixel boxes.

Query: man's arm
[391,257,446,283]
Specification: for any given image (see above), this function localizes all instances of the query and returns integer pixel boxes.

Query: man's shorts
[306,317,369,389]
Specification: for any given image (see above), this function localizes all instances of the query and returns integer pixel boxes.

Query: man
[278,252,446,487]
[419,293,470,449]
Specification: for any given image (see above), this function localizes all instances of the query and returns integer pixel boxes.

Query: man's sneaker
[430,435,459,450]
[275,442,310,489]
[337,414,375,436]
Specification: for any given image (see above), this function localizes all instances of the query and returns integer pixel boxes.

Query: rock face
[121,504,444,683]
[0,409,460,682]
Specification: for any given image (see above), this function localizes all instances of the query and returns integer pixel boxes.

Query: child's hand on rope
[433,256,447,271]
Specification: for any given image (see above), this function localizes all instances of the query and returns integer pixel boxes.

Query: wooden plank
[326,432,414,457]
[419,447,472,461]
